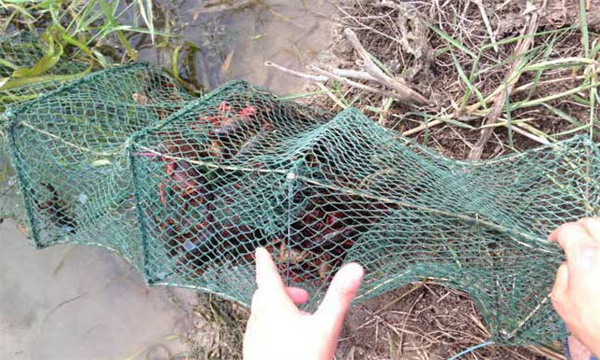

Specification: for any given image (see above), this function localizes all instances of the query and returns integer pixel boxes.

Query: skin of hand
[549,217,600,358]
[243,248,364,360]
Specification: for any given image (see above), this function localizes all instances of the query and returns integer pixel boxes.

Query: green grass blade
[97,0,137,60]
[12,34,63,77]
[451,50,486,110]
[428,24,477,59]
[136,0,155,43]
[579,0,590,56]
[541,103,585,127]
[512,82,598,109]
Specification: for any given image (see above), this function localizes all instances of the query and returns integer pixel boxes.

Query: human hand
[243,248,364,360]
[549,217,600,358]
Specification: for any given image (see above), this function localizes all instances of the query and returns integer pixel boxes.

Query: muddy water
[141,0,335,95]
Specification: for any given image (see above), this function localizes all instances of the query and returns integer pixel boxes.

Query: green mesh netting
[3,64,599,346]
[1,32,90,221]
[0,32,90,107]
[4,63,193,265]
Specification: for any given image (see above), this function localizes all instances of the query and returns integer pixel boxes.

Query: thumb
[315,263,364,333]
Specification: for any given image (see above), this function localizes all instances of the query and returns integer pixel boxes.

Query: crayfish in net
[137,99,394,285]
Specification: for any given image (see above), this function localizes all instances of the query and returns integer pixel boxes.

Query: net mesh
[0,32,90,107]
[3,64,599,346]
[4,63,193,266]
[1,32,90,221]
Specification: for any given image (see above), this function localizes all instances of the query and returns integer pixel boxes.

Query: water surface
[141,0,335,95]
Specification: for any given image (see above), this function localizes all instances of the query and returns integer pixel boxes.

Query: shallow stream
[140,0,335,95]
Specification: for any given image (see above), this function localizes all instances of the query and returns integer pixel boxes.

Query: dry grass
[186,283,567,360]
[336,284,565,360]
[293,0,599,159]
[187,294,248,360]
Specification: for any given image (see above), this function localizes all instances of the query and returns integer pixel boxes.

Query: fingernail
[342,263,365,280]
[255,247,267,260]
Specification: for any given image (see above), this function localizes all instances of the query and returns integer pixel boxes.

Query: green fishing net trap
[1,32,90,221]
[2,62,599,346]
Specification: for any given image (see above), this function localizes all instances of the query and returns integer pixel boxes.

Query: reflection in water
[139,0,334,95]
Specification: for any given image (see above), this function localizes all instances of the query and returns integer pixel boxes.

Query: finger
[315,263,364,332]
[255,247,286,292]
[577,217,600,243]
[249,288,268,314]
[548,223,597,264]
[251,287,296,315]
[286,287,310,304]
[551,262,569,306]
[253,248,294,308]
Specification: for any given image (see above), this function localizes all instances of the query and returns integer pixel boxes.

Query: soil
[337,284,558,360]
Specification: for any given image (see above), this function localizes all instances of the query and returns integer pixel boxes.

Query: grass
[0,0,178,108]
[0,0,214,118]
[313,0,600,159]
[1,0,167,62]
